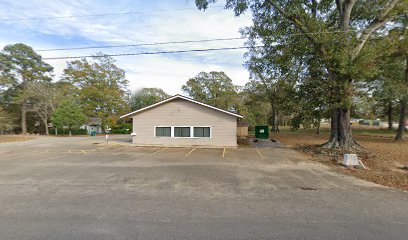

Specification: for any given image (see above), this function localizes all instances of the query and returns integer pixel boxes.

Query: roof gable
[120,94,243,119]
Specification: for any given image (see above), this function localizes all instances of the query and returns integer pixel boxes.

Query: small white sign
[260,129,265,133]
[343,154,359,166]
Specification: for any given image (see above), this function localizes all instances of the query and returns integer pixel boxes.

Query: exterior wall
[130,99,237,147]
[81,125,102,134]
[237,126,248,137]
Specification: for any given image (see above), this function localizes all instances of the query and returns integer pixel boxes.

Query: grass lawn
[0,135,35,144]
[269,126,408,191]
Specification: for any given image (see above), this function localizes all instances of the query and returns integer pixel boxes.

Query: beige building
[120,95,243,147]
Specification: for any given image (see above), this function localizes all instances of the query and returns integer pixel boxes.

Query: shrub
[50,128,88,135]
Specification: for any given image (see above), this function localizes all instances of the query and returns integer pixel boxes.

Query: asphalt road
[0,135,407,240]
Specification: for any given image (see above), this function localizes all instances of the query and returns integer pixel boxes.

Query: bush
[50,128,88,135]
[111,122,132,134]
[111,129,131,134]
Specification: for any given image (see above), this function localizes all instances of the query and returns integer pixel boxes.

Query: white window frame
[154,126,172,137]
[173,126,192,138]
[192,126,211,138]
[153,126,212,138]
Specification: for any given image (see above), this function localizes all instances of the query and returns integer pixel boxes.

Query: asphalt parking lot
[0,135,407,240]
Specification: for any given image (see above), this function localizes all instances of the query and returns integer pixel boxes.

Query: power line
[36,37,245,52]
[42,46,260,60]
[0,6,224,22]
[36,30,359,52]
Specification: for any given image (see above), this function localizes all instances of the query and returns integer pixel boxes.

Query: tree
[61,54,129,130]
[0,43,53,134]
[0,107,14,133]
[24,82,60,135]
[390,18,408,140]
[182,71,238,110]
[51,100,86,136]
[130,88,169,111]
[196,0,407,148]
[239,80,271,127]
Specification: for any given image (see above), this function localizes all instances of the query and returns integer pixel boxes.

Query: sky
[0,0,252,95]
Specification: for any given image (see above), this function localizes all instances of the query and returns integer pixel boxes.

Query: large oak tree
[196,0,407,148]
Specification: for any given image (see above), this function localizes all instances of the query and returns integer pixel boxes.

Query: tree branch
[339,0,356,31]
[264,0,332,71]
[352,0,401,60]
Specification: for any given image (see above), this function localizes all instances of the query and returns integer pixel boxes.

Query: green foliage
[196,0,407,145]
[238,80,270,126]
[61,54,130,130]
[50,128,87,135]
[0,107,15,132]
[182,71,238,110]
[0,43,53,133]
[0,43,53,88]
[130,88,169,111]
[111,122,132,134]
[51,100,87,132]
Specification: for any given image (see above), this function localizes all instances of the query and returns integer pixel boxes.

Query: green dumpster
[255,125,269,139]
[90,130,96,136]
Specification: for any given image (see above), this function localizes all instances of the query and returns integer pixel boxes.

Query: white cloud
[0,0,252,95]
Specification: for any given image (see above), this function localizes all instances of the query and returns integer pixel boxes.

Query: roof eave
[120,95,243,119]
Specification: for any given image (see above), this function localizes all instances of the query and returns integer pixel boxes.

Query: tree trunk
[271,106,279,133]
[322,72,361,149]
[21,102,27,135]
[387,101,393,131]
[395,100,406,140]
[43,119,49,135]
[69,129,72,137]
[316,119,321,134]
[322,107,357,148]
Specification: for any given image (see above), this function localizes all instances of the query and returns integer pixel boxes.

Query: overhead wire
[36,37,245,52]
[42,46,261,60]
[36,29,360,53]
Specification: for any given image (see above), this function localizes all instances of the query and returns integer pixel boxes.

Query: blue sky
[0,0,252,94]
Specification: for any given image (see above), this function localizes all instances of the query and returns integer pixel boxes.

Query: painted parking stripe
[151,148,166,154]
[5,155,22,160]
[39,154,68,162]
[255,148,264,159]
[185,148,196,157]
[222,148,226,158]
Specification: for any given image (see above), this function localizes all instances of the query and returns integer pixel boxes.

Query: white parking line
[4,155,23,160]
[255,148,264,159]
[151,148,166,155]
[185,148,196,157]
[40,154,68,162]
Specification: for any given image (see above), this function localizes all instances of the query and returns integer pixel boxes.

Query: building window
[174,127,191,137]
[155,127,171,137]
[194,127,210,138]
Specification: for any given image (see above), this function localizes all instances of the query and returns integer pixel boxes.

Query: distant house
[120,95,243,147]
[81,117,103,134]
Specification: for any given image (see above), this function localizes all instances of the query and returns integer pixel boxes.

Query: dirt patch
[271,131,408,191]
[0,135,35,144]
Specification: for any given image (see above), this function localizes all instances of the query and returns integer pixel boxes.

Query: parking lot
[0,135,407,240]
